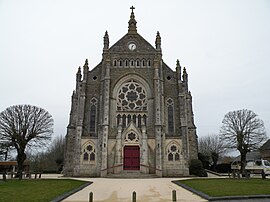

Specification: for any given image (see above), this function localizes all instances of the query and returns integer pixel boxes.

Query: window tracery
[116,80,147,128]
[117,80,147,111]
[124,132,139,143]
[167,143,180,161]
[82,142,96,163]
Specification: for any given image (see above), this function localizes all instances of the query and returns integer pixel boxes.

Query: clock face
[128,43,136,51]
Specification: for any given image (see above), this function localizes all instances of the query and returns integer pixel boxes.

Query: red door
[123,146,140,170]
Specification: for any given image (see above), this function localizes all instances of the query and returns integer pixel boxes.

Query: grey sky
[0,0,269,141]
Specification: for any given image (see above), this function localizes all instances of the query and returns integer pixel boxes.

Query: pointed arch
[166,141,181,161]
[81,141,96,163]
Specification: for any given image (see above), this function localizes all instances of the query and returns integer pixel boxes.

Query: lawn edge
[172,180,270,201]
[50,181,92,202]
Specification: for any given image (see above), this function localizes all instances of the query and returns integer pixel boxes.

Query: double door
[123,146,140,170]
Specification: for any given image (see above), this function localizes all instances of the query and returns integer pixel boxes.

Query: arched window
[147,60,151,67]
[130,60,134,67]
[167,143,180,161]
[113,60,117,67]
[142,59,146,67]
[167,98,174,134]
[136,60,140,67]
[89,98,97,133]
[119,60,123,67]
[82,142,96,163]
[122,114,126,128]
[125,59,129,67]
[117,114,121,126]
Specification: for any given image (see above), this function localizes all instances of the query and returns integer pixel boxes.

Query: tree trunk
[17,151,26,180]
[240,151,247,177]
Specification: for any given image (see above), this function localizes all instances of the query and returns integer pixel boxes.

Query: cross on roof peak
[130,6,135,13]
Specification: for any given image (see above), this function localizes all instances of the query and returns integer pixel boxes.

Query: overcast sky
[0,0,269,142]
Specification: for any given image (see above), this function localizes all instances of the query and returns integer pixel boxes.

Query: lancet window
[89,98,97,133]
[167,98,174,134]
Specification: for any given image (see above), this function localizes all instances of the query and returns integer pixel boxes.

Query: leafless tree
[0,142,13,161]
[199,134,225,156]
[220,109,266,175]
[26,135,65,173]
[198,134,225,170]
[0,105,53,179]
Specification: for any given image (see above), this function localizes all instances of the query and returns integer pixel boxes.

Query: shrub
[189,159,208,177]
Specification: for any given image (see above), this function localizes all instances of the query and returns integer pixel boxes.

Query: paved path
[62,178,207,202]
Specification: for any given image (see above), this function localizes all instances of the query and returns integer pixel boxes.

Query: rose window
[117,80,147,111]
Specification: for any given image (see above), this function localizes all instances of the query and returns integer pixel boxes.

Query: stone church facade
[64,7,198,177]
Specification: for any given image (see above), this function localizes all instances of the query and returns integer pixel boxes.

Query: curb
[172,180,270,201]
[51,181,92,202]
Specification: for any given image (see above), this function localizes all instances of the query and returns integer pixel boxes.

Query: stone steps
[106,172,159,179]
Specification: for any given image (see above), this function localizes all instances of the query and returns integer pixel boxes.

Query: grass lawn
[0,179,88,202]
[175,178,270,197]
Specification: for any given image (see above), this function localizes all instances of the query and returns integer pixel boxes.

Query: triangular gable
[109,33,157,53]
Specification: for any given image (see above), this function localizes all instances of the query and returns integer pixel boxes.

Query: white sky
[0,0,269,141]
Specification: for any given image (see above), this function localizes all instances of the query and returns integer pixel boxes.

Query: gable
[109,33,157,54]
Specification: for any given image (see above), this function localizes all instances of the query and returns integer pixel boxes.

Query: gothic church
[64,7,198,177]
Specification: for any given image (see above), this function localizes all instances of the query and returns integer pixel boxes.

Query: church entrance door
[123,146,140,170]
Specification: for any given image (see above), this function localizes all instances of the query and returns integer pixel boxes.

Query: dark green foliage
[198,152,211,169]
[189,159,207,177]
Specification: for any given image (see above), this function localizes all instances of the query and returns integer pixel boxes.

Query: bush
[189,159,208,177]
[215,163,231,173]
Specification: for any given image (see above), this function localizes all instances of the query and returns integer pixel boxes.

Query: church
[64,7,198,177]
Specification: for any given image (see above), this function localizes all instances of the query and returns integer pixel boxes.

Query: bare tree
[0,105,53,179]
[0,142,13,161]
[27,135,65,173]
[220,109,266,175]
[198,134,225,170]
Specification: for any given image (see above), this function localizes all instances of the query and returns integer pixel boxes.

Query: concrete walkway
[61,178,207,202]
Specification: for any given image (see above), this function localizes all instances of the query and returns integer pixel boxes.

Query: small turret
[182,67,188,82]
[83,59,89,81]
[128,6,137,34]
[103,31,109,50]
[176,59,181,80]
[76,66,82,82]
[76,66,82,91]
[155,31,161,51]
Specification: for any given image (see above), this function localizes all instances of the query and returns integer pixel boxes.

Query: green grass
[176,178,270,197]
[0,179,87,202]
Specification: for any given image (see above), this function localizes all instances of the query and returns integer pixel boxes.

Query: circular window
[117,80,147,111]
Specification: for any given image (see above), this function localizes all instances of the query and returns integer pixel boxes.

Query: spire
[83,59,89,81]
[76,66,82,82]
[176,59,181,80]
[128,6,137,34]
[182,67,188,82]
[103,31,109,50]
[155,31,161,50]
[83,59,88,68]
